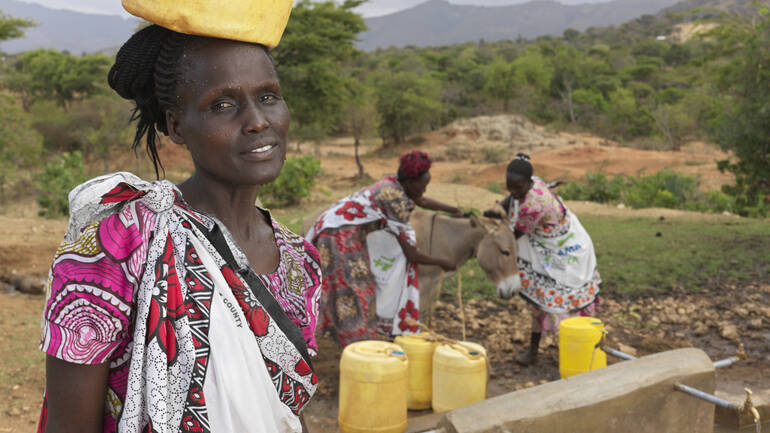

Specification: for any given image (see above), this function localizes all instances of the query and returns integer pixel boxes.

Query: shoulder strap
[190,219,313,367]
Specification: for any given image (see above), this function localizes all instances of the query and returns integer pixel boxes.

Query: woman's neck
[176,172,266,238]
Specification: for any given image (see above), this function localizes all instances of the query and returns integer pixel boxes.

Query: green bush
[625,169,698,210]
[559,168,762,217]
[556,170,625,203]
[260,155,322,208]
[36,151,86,218]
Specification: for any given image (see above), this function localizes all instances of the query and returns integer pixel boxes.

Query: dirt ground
[0,115,762,432]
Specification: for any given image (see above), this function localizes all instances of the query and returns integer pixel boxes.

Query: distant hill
[0,0,753,55]
[359,0,686,50]
[0,0,137,55]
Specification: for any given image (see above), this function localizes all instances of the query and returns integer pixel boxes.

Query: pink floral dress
[506,177,602,333]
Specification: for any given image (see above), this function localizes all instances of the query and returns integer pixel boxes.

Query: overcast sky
[17,0,612,18]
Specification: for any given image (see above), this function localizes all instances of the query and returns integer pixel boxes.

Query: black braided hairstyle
[506,153,533,179]
[108,25,197,178]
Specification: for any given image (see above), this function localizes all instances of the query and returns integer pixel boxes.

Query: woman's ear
[166,110,185,145]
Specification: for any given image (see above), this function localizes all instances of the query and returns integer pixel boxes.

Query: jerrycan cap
[390,350,406,357]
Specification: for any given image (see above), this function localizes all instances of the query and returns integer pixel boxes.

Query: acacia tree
[483,57,517,112]
[0,95,42,202]
[343,77,376,178]
[709,7,770,216]
[374,71,442,145]
[3,49,110,110]
[0,9,35,45]
[272,0,366,149]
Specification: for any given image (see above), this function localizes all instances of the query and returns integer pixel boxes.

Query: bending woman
[39,9,320,433]
[306,151,461,347]
[489,153,601,366]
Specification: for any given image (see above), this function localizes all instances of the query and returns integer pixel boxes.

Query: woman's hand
[438,259,457,272]
[450,208,465,218]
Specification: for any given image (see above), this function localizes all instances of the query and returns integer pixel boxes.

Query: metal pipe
[713,356,742,368]
[673,383,742,410]
[603,347,637,361]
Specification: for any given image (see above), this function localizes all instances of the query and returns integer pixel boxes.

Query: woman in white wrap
[487,153,602,366]
[307,151,462,347]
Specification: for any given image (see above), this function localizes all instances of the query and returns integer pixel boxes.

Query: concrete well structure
[436,348,716,433]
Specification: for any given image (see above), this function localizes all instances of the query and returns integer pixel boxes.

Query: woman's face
[507,173,533,201]
[167,38,289,187]
[402,171,431,201]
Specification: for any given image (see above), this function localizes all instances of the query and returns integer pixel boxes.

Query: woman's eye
[260,94,280,104]
[213,101,234,111]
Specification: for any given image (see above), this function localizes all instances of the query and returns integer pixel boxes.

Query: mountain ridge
[0,0,136,54]
[0,0,747,54]
[359,0,684,50]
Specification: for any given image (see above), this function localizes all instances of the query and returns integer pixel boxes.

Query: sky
[17,0,612,18]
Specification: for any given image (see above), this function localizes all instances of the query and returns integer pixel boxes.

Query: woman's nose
[243,102,269,134]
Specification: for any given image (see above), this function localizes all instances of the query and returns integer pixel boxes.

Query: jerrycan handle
[358,345,408,362]
[450,343,484,361]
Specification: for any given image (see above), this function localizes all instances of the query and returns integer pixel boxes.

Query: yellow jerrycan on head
[558,316,607,378]
[339,340,409,433]
[432,341,487,413]
[395,332,439,410]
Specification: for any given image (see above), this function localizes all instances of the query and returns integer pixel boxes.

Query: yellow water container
[432,341,487,412]
[558,316,607,378]
[339,340,409,433]
[395,333,439,410]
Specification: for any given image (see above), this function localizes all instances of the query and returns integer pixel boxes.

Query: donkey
[301,208,521,325]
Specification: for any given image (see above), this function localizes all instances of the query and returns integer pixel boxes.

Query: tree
[709,8,770,216]
[551,45,585,122]
[0,10,35,44]
[483,57,516,112]
[272,0,366,145]
[0,94,42,202]
[374,71,442,145]
[3,49,110,110]
[343,77,376,178]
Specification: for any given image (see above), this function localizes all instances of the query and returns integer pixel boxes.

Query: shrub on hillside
[625,169,698,209]
[558,168,759,216]
[36,151,86,218]
[260,155,322,208]
[557,170,625,203]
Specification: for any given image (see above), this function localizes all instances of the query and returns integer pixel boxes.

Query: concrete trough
[434,348,717,433]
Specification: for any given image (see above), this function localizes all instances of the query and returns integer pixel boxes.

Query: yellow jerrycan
[432,341,487,412]
[559,316,607,378]
[394,333,439,410]
[339,340,409,433]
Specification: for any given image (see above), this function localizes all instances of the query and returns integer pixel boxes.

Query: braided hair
[506,153,533,179]
[107,25,199,178]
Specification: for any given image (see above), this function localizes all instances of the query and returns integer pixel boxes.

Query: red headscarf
[397,151,432,180]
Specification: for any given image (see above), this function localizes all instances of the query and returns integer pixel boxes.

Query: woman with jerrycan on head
[38,1,321,432]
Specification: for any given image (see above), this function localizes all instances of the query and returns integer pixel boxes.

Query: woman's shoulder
[65,172,176,241]
[370,175,408,201]
[270,216,320,260]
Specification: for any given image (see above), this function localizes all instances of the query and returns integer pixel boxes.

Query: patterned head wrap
[397,151,432,180]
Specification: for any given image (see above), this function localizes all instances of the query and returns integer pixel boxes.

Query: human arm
[44,357,110,433]
[396,235,456,271]
[413,196,464,217]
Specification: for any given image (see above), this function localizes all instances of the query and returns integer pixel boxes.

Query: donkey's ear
[496,202,512,225]
[471,213,498,232]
